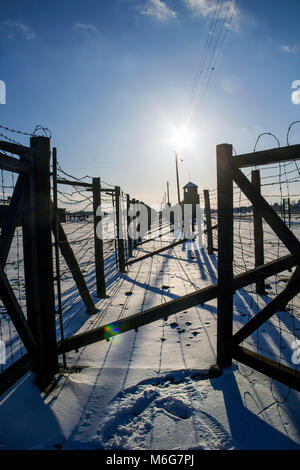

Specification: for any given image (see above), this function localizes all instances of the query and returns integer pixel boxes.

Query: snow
[0,221,300,450]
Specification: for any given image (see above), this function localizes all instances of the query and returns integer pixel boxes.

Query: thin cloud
[140,0,176,21]
[73,22,99,34]
[291,80,300,105]
[184,0,239,31]
[1,20,35,40]
[281,44,298,54]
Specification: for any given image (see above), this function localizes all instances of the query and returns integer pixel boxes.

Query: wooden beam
[133,225,215,250]
[0,267,38,354]
[233,144,300,169]
[0,174,26,265]
[0,140,31,156]
[57,178,93,189]
[125,236,193,266]
[0,152,30,174]
[233,168,300,258]
[51,202,96,314]
[232,346,300,392]
[57,253,297,354]
[233,265,300,346]
[57,283,218,354]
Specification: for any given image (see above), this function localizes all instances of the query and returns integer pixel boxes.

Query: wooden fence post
[147,204,151,233]
[216,143,234,370]
[127,194,133,259]
[115,186,125,273]
[159,209,162,236]
[52,148,66,369]
[288,198,291,228]
[136,200,142,244]
[251,170,265,295]
[93,177,106,298]
[27,136,58,383]
[203,189,213,254]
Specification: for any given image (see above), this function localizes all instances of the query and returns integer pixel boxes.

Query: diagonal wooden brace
[232,168,300,259]
[50,202,96,314]
[0,266,38,354]
[0,174,26,266]
[233,264,300,346]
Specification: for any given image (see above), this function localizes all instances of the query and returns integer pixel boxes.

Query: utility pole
[175,151,180,205]
[167,181,170,207]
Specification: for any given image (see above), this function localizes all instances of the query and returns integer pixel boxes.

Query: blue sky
[1,0,300,203]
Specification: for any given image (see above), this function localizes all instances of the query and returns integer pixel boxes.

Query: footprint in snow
[155,396,193,420]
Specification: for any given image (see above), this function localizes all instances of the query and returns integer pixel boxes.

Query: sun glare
[170,126,193,150]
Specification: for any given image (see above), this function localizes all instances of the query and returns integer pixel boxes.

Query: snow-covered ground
[0,219,300,450]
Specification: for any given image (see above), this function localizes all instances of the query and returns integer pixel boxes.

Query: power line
[187,0,238,126]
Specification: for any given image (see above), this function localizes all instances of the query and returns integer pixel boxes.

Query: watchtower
[183,181,199,220]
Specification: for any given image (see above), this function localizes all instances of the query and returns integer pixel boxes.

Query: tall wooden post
[288,198,291,228]
[167,181,170,206]
[251,170,265,295]
[131,198,137,249]
[93,177,106,298]
[27,136,58,383]
[175,151,180,204]
[115,186,125,273]
[136,199,142,244]
[127,194,133,259]
[52,148,66,369]
[159,209,162,237]
[204,189,213,255]
[216,144,234,369]
[283,198,286,224]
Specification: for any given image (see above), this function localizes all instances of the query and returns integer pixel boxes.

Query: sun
[170,126,193,151]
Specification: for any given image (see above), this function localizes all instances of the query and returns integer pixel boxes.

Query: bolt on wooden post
[93,177,106,298]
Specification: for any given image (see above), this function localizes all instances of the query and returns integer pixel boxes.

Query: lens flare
[104,324,120,341]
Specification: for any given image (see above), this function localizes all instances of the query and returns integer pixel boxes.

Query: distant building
[183,181,199,220]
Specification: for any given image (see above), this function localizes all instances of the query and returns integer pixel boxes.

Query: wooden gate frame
[216,143,300,391]
[0,137,58,395]
[57,143,300,393]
